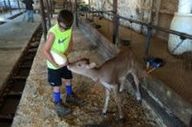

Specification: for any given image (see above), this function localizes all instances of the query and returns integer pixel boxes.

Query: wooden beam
[88,0,90,9]
[112,0,119,45]
[39,0,47,40]
[49,0,54,15]
[75,0,78,27]
[7,0,12,14]
[16,0,21,10]
[45,0,51,28]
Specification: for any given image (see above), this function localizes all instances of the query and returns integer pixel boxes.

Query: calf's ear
[86,62,96,69]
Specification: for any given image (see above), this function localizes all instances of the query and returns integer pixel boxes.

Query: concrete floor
[0,10,22,22]
[0,11,41,90]
[0,11,191,126]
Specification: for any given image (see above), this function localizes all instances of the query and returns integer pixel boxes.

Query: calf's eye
[78,63,81,67]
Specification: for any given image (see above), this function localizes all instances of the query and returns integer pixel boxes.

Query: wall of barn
[81,0,178,40]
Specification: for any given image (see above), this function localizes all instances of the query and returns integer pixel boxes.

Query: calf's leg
[112,85,124,119]
[131,72,141,101]
[102,88,110,115]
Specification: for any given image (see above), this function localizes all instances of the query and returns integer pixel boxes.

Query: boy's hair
[57,10,74,28]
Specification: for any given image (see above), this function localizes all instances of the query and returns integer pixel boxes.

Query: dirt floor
[46,27,162,127]
[81,15,192,105]
[68,28,161,127]
[12,26,162,127]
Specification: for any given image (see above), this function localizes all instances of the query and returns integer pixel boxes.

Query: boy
[43,10,82,117]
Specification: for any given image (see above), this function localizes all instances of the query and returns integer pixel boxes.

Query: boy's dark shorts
[48,66,73,86]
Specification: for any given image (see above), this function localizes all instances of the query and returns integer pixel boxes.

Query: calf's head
[67,58,96,75]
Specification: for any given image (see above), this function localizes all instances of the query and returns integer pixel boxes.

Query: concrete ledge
[0,23,41,91]
[12,27,159,127]
[79,19,118,60]
[79,19,192,127]
[143,78,192,126]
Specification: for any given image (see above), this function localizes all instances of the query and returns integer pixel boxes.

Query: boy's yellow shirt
[47,24,72,69]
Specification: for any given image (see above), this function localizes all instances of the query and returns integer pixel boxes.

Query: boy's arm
[43,32,59,68]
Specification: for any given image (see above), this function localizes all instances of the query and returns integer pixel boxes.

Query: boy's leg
[65,79,73,96]
[48,68,71,117]
[64,79,84,106]
[23,10,27,21]
[53,86,71,117]
[61,66,84,106]
[28,10,34,22]
[30,10,34,22]
[53,86,62,103]
[29,10,32,22]
[27,10,30,22]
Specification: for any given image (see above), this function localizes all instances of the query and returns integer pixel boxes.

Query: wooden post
[75,0,78,27]
[112,0,119,45]
[7,0,12,14]
[16,0,21,10]
[48,0,53,17]
[39,0,47,40]
[88,0,90,10]
[49,0,54,16]
[45,0,51,28]
[145,24,152,57]
[144,0,154,57]
[69,0,72,11]
[63,0,66,9]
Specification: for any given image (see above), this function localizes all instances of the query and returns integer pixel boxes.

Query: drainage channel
[0,25,42,127]
[0,11,24,25]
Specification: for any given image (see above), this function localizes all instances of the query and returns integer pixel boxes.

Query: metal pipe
[80,8,192,40]
[118,15,192,40]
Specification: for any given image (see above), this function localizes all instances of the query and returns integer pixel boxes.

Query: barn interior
[0,0,192,127]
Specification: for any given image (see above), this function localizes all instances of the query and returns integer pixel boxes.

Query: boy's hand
[52,62,60,68]
[64,52,70,56]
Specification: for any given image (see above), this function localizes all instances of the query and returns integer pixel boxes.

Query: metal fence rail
[78,7,192,56]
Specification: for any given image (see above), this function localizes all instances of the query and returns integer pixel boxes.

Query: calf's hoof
[136,92,142,103]
[116,116,126,123]
[101,112,107,117]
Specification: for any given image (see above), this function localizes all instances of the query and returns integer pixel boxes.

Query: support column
[16,0,21,10]
[7,0,12,14]
[168,0,192,55]
[75,0,78,27]
[39,0,47,40]
[45,0,51,28]
[112,0,119,45]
